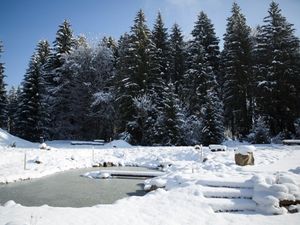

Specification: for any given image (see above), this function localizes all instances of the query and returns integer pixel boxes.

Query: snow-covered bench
[70,141,104,146]
[209,145,227,152]
[282,140,300,145]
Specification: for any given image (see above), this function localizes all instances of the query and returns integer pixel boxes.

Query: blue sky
[1,0,300,88]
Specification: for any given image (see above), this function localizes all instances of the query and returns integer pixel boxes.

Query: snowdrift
[0,128,36,148]
[104,140,132,148]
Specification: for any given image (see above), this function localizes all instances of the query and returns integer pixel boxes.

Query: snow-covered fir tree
[6,86,21,135]
[160,82,184,145]
[0,41,7,129]
[200,89,225,145]
[45,20,76,139]
[16,40,51,141]
[146,12,171,144]
[169,23,186,98]
[254,1,300,137]
[222,2,253,139]
[116,10,152,144]
[149,12,170,83]
[184,11,220,116]
[248,116,270,144]
[115,33,134,135]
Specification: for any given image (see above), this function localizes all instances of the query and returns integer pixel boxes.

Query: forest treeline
[0,2,299,145]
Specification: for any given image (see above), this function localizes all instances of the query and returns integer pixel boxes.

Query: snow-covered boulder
[234,145,255,166]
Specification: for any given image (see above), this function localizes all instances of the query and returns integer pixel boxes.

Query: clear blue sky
[1,0,300,88]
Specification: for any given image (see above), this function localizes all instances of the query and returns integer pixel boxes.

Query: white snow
[0,128,37,148]
[104,140,132,148]
[236,145,256,155]
[209,144,227,151]
[0,130,300,224]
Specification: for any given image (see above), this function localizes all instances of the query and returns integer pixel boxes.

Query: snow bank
[104,140,132,148]
[252,174,300,214]
[1,144,300,224]
[0,129,36,148]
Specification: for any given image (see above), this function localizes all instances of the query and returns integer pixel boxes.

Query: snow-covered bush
[271,132,285,144]
[248,116,270,144]
[294,118,300,138]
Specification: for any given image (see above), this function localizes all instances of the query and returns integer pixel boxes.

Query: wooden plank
[200,186,253,199]
[196,179,254,189]
[283,140,300,145]
[70,141,104,146]
[206,198,256,212]
[98,170,165,178]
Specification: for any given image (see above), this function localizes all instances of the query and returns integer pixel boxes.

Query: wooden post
[24,153,27,170]
[92,148,95,162]
[200,144,203,162]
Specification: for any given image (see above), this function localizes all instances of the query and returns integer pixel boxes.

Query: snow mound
[252,174,300,215]
[0,128,36,148]
[236,145,256,155]
[105,140,132,148]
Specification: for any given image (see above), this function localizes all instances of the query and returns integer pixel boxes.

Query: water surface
[0,167,152,207]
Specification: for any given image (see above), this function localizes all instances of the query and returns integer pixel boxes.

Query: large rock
[235,152,254,166]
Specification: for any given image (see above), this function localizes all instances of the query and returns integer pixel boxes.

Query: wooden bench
[70,141,104,146]
[209,145,227,152]
[282,140,300,145]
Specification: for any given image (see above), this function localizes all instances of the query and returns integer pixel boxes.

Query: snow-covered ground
[0,129,300,225]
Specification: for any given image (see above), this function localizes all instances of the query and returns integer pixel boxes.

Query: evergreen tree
[0,41,7,129]
[184,11,220,116]
[17,41,51,141]
[116,10,152,144]
[160,82,184,145]
[146,12,171,144]
[200,89,225,145]
[254,1,300,137]
[248,116,270,144]
[7,86,21,135]
[149,12,170,84]
[222,2,253,139]
[115,33,134,135]
[45,20,76,139]
[169,23,186,98]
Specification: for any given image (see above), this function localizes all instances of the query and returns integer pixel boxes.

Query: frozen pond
[0,167,154,207]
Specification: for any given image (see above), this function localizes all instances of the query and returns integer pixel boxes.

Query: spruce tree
[249,116,270,144]
[169,23,186,98]
[45,20,76,139]
[222,2,253,139]
[200,89,225,145]
[17,41,50,141]
[115,33,134,135]
[185,11,220,116]
[116,10,152,144]
[254,1,300,137]
[160,82,184,145]
[0,41,7,129]
[147,12,171,144]
[7,86,20,135]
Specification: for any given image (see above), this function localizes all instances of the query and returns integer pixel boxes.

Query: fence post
[24,152,27,170]
[200,144,203,162]
[92,148,95,162]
